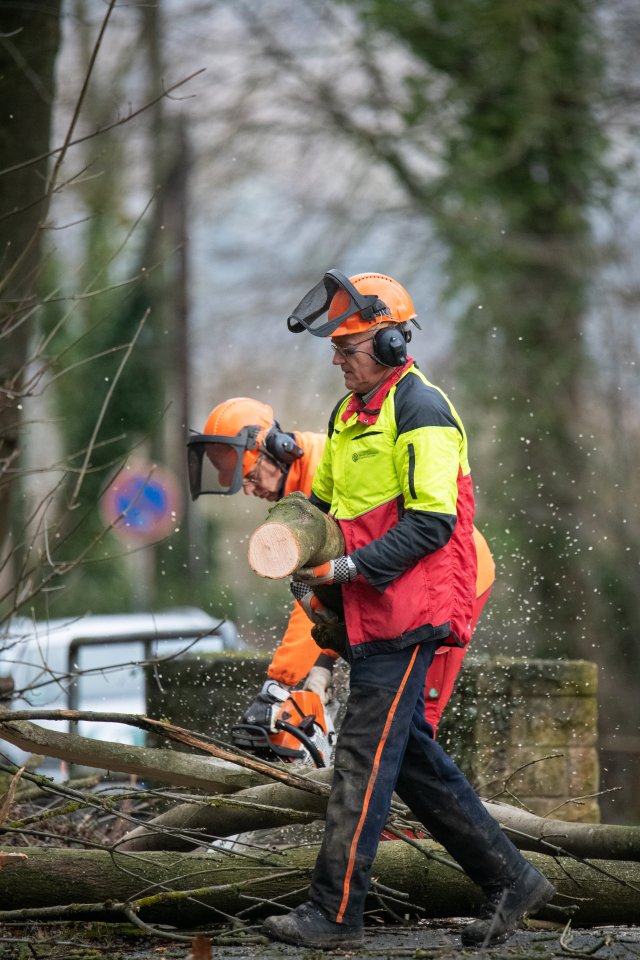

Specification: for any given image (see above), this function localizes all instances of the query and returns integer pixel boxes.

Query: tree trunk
[120,767,334,851]
[0,718,271,794]
[0,843,638,927]
[248,492,345,579]
[484,800,640,862]
[121,771,640,862]
[0,0,61,553]
[0,711,334,798]
[5,716,640,865]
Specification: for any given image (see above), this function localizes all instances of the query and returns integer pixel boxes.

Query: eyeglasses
[330,336,376,359]
[242,454,266,487]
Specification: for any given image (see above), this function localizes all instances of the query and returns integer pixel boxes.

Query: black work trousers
[309,641,527,925]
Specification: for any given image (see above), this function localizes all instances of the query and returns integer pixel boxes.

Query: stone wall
[438,656,600,823]
[146,653,600,822]
[146,651,272,749]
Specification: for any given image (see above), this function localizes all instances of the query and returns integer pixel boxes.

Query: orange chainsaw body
[270,689,335,767]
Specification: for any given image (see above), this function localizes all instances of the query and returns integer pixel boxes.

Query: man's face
[242,453,283,501]
[331,331,387,394]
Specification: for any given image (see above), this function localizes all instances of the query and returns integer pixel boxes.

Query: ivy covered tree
[345,0,608,655]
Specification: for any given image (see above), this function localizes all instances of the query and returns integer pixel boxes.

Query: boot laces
[479,887,507,920]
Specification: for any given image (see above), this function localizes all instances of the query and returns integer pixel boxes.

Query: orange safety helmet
[186,397,273,499]
[204,397,274,476]
[187,397,303,498]
[328,272,417,337]
[287,268,419,338]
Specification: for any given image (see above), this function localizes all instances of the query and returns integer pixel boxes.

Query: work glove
[303,663,334,705]
[290,578,339,625]
[311,621,350,661]
[293,556,358,587]
[240,678,291,732]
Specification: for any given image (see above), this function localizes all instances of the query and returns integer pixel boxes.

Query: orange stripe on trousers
[336,645,420,923]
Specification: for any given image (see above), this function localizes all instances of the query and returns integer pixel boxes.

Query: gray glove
[303,663,334,704]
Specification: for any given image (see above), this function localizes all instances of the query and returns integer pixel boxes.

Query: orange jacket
[268,432,328,686]
[268,431,495,686]
[474,526,495,604]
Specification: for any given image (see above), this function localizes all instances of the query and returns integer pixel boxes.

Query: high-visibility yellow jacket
[310,361,477,659]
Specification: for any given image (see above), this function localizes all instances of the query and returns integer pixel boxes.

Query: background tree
[0,0,61,561]
[2,1,204,618]
[337,0,608,660]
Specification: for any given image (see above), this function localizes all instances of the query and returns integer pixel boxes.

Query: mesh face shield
[187,426,260,499]
[287,269,388,337]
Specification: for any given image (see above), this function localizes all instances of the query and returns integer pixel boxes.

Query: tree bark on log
[121,771,640,861]
[0,843,639,927]
[248,491,345,578]
[0,718,271,793]
[120,767,334,851]
[0,712,333,798]
[484,800,640,862]
[5,716,640,865]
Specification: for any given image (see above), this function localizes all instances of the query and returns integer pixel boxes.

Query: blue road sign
[101,462,183,543]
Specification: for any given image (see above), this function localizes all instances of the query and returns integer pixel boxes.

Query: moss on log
[1,843,639,927]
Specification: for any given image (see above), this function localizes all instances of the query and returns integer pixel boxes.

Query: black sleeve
[350,509,456,591]
[309,491,331,514]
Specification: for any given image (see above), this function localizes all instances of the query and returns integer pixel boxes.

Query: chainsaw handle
[275,718,326,768]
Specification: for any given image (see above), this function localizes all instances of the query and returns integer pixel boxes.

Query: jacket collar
[341,358,413,426]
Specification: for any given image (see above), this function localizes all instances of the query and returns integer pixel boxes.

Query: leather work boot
[461,863,556,947]
[262,901,364,950]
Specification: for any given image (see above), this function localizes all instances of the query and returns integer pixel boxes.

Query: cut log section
[248,491,345,579]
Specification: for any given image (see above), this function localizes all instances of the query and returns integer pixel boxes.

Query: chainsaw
[232,689,336,768]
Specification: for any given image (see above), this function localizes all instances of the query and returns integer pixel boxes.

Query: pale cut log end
[248,522,302,578]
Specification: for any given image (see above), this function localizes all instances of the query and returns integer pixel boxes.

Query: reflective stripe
[336,645,420,922]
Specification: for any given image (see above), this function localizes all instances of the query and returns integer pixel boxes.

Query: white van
[0,607,241,773]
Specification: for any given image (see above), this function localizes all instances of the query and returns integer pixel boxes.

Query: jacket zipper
[407,443,417,499]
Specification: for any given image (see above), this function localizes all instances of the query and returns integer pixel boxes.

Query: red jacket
[311,363,477,657]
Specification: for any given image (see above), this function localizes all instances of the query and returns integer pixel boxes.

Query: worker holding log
[187,395,494,742]
[261,269,555,950]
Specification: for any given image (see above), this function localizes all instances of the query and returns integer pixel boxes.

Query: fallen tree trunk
[0,843,638,927]
[484,800,640,862]
[4,716,640,864]
[120,767,334,851]
[121,774,640,861]
[0,718,269,794]
[248,491,345,578]
[0,713,329,798]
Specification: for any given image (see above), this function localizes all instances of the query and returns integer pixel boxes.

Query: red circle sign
[101,462,183,543]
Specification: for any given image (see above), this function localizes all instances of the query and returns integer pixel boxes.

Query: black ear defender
[372,327,411,367]
[264,423,304,464]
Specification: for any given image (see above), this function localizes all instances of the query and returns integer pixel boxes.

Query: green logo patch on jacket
[352,450,378,462]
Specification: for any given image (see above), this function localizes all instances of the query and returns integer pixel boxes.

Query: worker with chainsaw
[261,270,555,950]
[187,396,495,746]
[187,397,336,757]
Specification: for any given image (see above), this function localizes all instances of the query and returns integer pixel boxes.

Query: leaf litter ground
[0,919,639,960]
